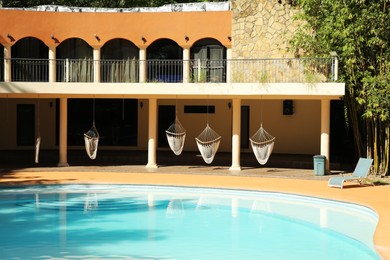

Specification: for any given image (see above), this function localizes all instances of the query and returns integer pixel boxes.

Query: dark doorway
[330,100,354,164]
[241,106,250,149]
[158,105,175,147]
[66,99,138,146]
[17,104,35,146]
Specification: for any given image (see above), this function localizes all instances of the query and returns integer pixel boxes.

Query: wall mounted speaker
[283,100,294,115]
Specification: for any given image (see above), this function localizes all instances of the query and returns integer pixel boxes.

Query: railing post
[334,56,338,81]
[330,51,338,81]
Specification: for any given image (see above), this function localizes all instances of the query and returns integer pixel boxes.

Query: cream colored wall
[0,98,320,154]
[156,99,233,152]
[243,99,321,154]
[135,98,321,154]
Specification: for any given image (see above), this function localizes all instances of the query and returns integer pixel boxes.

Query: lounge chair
[328,158,373,189]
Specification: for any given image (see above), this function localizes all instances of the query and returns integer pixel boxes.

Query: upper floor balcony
[0,57,338,84]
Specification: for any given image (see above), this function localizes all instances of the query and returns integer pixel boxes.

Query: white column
[226,48,232,83]
[49,47,56,83]
[4,45,11,82]
[93,48,100,83]
[139,48,146,83]
[183,48,190,83]
[58,98,69,167]
[229,98,241,171]
[320,99,330,171]
[146,98,158,168]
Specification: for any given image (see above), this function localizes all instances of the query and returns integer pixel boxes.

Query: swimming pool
[0,185,380,259]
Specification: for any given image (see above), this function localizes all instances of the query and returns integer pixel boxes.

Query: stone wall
[231,0,301,59]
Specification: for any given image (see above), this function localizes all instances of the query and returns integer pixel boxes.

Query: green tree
[290,0,390,175]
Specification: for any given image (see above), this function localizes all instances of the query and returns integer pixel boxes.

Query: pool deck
[1,163,389,259]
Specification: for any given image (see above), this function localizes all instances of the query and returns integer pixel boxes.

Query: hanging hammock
[250,124,275,165]
[196,124,221,164]
[84,122,100,160]
[35,99,41,164]
[35,136,41,164]
[166,116,186,155]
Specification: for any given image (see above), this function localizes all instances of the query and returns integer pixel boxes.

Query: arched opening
[191,38,226,83]
[56,38,93,82]
[147,38,183,82]
[101,39,139,82]
[11,37,49,82]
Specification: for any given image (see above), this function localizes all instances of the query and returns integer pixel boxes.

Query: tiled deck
[0,152,389,258]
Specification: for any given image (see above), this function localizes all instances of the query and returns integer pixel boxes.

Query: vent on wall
[283,100,294,115]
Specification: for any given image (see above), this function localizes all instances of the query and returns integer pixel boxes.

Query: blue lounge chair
[328,158,373,189]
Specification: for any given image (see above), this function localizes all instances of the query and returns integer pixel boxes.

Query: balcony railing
[11,58,49,82]
[2,57,337,83]
[56,59,94,82]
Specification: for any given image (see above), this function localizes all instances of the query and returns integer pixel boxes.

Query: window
[184,105,215,114]
[67,99,138,146]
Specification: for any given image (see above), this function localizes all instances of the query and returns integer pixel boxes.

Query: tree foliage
[291,0,390,175]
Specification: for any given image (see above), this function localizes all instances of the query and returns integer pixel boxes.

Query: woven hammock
[195,124,221,164]
[166,116,186,155]
[35,136,41,164]
[250,124,275,165]
[84,123,100,160]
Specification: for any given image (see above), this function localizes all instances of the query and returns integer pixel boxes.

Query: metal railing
[56,59,94,82]
[101,59,139,83]
[229,58,334,83]
[11,58,49,82]
[190,59,226,83]
[146,59,183,83]
[1,57,336,83]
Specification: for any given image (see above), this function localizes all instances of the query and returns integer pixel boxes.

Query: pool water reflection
[0,185,380,259]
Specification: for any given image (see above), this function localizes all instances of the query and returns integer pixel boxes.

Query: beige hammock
[84,122,99,160]
[35,136,41,164]
[166,116,186,155]
[250,124,275,165]
[195,124,221,164]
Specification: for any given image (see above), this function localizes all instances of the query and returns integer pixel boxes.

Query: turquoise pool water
[0,185,380,259]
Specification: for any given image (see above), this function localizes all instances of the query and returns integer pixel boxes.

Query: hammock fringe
[166,117,186,155]
[250,125,275,165]
[195,124,221,164]
[84,123,100,160]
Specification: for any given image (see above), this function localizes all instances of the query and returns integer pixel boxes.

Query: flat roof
[1,2,231,13]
